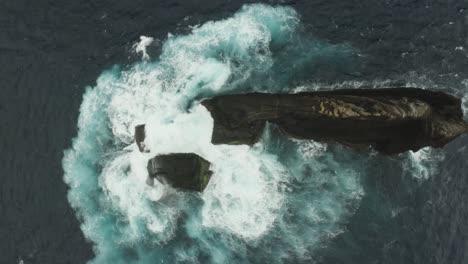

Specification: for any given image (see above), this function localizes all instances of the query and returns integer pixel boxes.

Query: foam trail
[63,4,378,263]
[405,147,444,180]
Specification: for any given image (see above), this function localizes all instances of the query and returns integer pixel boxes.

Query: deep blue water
[1,1,468,263]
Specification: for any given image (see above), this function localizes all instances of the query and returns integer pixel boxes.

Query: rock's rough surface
[201,88,468,154]
[146,153,213,192]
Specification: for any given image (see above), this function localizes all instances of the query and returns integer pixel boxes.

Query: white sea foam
[133,36,154,60]
[462,91,468,120]
[407,147,433,180]
[403,146,445,181]
[291,139,327,159]
[63,4,367,263]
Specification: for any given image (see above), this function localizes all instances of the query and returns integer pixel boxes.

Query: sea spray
[133,36,154,61]
[404,148,445,181]
[62,4,432,263]
[463,95,468,119]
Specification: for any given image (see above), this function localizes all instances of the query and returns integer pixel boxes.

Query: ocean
[1,1,468,263]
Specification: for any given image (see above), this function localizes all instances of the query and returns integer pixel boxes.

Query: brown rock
[201,88,468,154]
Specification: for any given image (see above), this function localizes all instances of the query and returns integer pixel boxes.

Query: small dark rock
[147,153,213,192]
[134,124,147,152]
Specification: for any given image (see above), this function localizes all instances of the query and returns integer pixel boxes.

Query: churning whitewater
[62,4,438,263]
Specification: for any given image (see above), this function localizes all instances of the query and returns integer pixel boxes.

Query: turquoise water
[62,4,439,263]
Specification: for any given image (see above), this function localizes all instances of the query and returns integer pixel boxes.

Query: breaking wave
[62,4,438,263]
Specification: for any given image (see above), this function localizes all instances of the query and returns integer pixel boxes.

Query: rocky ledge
[201,88,468,154]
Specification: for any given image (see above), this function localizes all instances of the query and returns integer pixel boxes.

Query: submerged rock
[201,88,468,154]
[146,153,213,192]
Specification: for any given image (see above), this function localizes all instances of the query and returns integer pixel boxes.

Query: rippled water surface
[1,1,468,263]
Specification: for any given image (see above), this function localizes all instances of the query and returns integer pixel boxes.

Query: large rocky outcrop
[201,88,468,154]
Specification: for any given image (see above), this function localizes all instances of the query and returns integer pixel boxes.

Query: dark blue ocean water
[1,1,468,263]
